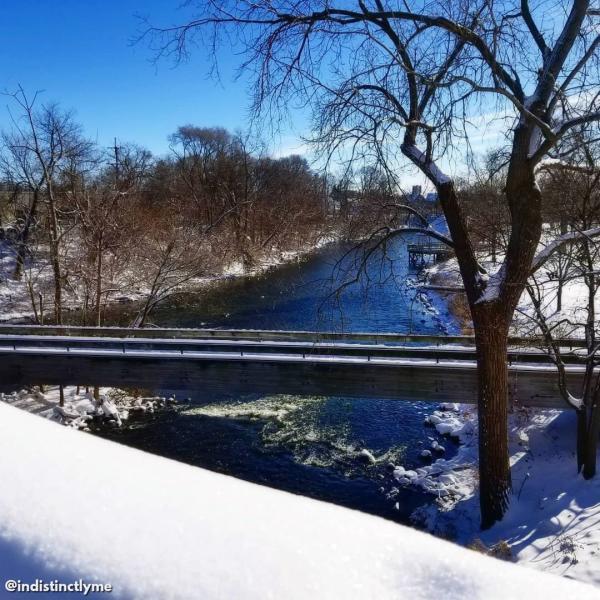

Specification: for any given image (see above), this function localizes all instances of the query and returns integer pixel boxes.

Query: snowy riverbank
[388,401,600,587]
[0,235,338,323]
[0,400,596,600]
[0,386,173,431]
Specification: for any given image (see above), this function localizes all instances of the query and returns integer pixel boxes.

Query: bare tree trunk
[582,408,600,479]
[577,409,589,472]
[47,187,63,324]
[14,189,39,280]
[437,182,513,528]
[96,234,103,327]
[472,306,511,529]
[93,236,103,401]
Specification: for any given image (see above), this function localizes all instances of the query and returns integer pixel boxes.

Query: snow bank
[1,386,170,431]
[0,403,596,599]
[412,403,600,588]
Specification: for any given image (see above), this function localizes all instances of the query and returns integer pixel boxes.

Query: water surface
[98,237,459,523]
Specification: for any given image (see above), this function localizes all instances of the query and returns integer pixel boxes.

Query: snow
[0,401,597,599]
[408,403,600,588]
[0,385,167,431]
[402,144,452,186]
[531,226,600,272]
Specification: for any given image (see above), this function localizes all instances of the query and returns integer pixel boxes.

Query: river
[96,237,461,524]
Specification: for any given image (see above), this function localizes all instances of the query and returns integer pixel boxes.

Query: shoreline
[0,235,339,325]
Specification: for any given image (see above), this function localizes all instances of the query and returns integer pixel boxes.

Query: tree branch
[531,226,600,272]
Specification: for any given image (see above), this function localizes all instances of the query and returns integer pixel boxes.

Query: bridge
[0,325,587,408]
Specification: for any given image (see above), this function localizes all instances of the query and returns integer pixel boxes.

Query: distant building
[409,185,424,202]
[405,185,442,219]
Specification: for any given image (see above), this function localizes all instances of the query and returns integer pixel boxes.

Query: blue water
[97,237,460,523]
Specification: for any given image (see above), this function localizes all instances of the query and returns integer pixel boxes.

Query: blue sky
[0,1,502,184]
[0,1,307,158]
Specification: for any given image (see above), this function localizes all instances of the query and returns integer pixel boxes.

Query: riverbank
[400,401,600,587]
[424,259,472,333]
[0,234,338,324]
[0,385,173,431]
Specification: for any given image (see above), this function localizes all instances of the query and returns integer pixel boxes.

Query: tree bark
[438,181,514,528]
[581,387,600,479]
[96,234,103,327]
[472,305,511,529]
[47,184,63,325]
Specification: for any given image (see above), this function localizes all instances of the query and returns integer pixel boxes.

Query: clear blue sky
[0,1,500,181]
[0,1,306,158]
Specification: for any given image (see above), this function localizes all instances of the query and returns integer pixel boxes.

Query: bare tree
[146,0,600,527]
[5,88,93,324]
[0,137,44,280]
[520,140,600,478]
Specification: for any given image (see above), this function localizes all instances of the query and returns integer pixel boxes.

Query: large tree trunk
[581,402,600,479]
[472,305,512,529]
[437,182,513,528]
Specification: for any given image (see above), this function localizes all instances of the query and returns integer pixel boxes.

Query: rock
[431,441,446,453]
[358,448,377,464]
[420,449,432,458]
[53,405,80,420]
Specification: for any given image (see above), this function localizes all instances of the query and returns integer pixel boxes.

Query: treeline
[0,91,331,326]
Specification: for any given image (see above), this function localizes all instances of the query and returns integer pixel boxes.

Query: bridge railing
[0,324,587,349]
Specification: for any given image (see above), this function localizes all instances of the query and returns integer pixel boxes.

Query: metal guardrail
[0,324,588,349]
[0,332,588,366]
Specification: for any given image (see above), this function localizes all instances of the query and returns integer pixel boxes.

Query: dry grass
[468,538,513,562]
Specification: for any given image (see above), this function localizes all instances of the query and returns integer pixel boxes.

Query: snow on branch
[387,226,454,248]
[401,143,451,188]
[531,226,600,273]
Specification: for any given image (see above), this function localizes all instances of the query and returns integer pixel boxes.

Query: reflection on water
[185,395,406,475]
[100,239,458,335]
[94,237,459,524]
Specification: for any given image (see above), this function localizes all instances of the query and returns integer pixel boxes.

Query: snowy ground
[0,385,171,430]
[0,401,596,600]
[423,226,600,339]
[400,403,600,587]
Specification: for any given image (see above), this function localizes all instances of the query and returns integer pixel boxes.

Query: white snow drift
[0,402,596,600]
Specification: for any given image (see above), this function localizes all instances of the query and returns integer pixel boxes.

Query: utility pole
[113,137,120,188]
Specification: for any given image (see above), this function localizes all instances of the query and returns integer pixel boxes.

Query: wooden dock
[407,243,453,267]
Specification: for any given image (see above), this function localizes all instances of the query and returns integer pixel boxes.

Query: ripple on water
[182,394,406,478]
